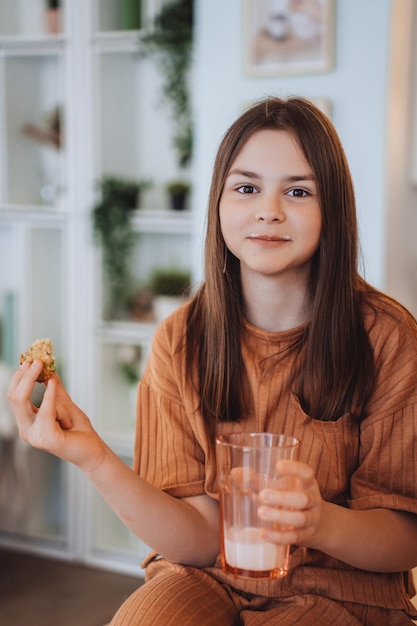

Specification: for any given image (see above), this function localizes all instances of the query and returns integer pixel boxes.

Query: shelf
[91,31,141,54]
[131,209,193,234]
[0,0,196,576]
[0,35,65,55]
[96,320,157,342]
[0,206,68,222]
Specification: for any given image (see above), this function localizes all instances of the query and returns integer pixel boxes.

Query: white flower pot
[153,296,185,323]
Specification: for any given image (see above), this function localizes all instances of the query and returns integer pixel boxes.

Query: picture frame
[243,0,335,77]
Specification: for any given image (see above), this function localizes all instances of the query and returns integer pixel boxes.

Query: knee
[109,565,238,626]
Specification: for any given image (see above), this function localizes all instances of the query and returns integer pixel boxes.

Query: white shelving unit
[0,0,194,575]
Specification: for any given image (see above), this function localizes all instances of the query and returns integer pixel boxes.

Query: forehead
[229,129,311,173]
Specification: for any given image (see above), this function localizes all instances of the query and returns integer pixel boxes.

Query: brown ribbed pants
[109,558,414,626]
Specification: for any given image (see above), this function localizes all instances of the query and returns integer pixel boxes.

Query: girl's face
[219,129,322,286]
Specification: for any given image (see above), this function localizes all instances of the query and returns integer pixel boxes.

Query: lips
[248,234,291,242]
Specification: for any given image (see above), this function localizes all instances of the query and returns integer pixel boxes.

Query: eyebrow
[227,169,316,182]
[227,168,261,179]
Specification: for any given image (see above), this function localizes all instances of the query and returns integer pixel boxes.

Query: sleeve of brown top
[349,299,417,513]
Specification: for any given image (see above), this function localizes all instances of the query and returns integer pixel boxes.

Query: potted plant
[149,267,191,322]
[165,180,191,211]
[120,0,142,31]
[92,175,153,319]
[45,0,61,34]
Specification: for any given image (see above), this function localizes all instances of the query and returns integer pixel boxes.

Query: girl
[8,97,417,625]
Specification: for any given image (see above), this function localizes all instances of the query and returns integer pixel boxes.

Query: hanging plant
[140,0,193,168]
[92,175,152,319]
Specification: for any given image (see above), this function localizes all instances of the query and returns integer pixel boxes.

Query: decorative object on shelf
[150,267,192,322]
[166,179,191,211]
[45,0,61,35]
[21,104,62,205]
[140,0,193,168]
[22,104,62,150]
[127,287,154,322]
[116,344,143,385]
[120,0,142,31]
[92,176,152,319]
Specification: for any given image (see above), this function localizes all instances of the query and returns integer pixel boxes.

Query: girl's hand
[8,360,105,472]
[258,460,323,549]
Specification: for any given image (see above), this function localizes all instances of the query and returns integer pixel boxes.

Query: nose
[255,192,284,223]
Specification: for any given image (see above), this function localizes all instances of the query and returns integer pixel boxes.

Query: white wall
[192,0,392,289]
[385,0,417,315]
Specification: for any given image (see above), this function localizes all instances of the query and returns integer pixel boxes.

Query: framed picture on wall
[243,0,335,77]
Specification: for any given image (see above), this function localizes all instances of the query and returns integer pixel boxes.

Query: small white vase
[153,296,185,323]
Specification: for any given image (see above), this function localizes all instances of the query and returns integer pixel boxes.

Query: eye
[287,188,310,198]
[236,184,258,194]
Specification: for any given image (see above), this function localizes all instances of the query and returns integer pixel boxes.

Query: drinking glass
[216,432,300,579]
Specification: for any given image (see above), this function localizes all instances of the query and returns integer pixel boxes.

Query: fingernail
[260,489,273,502]
[258,506,271,519]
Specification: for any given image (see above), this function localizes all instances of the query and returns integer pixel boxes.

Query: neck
[241,269,310,332]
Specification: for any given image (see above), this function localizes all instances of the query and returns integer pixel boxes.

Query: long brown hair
[186,96,375,422]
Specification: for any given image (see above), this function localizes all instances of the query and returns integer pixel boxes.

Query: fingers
[259,486,309,510]
[38,376,56,415]
[8,360,43,399]
[8,361,72,441]
[258,461,313,505]
[32,378,73,431]
[276,459,315,484]
[26,377,57,445]
[257,460,323,547]
[8,361,43,433]
[258,502,308,527]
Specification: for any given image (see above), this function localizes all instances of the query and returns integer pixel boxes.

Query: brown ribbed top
[133,296,417,616]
